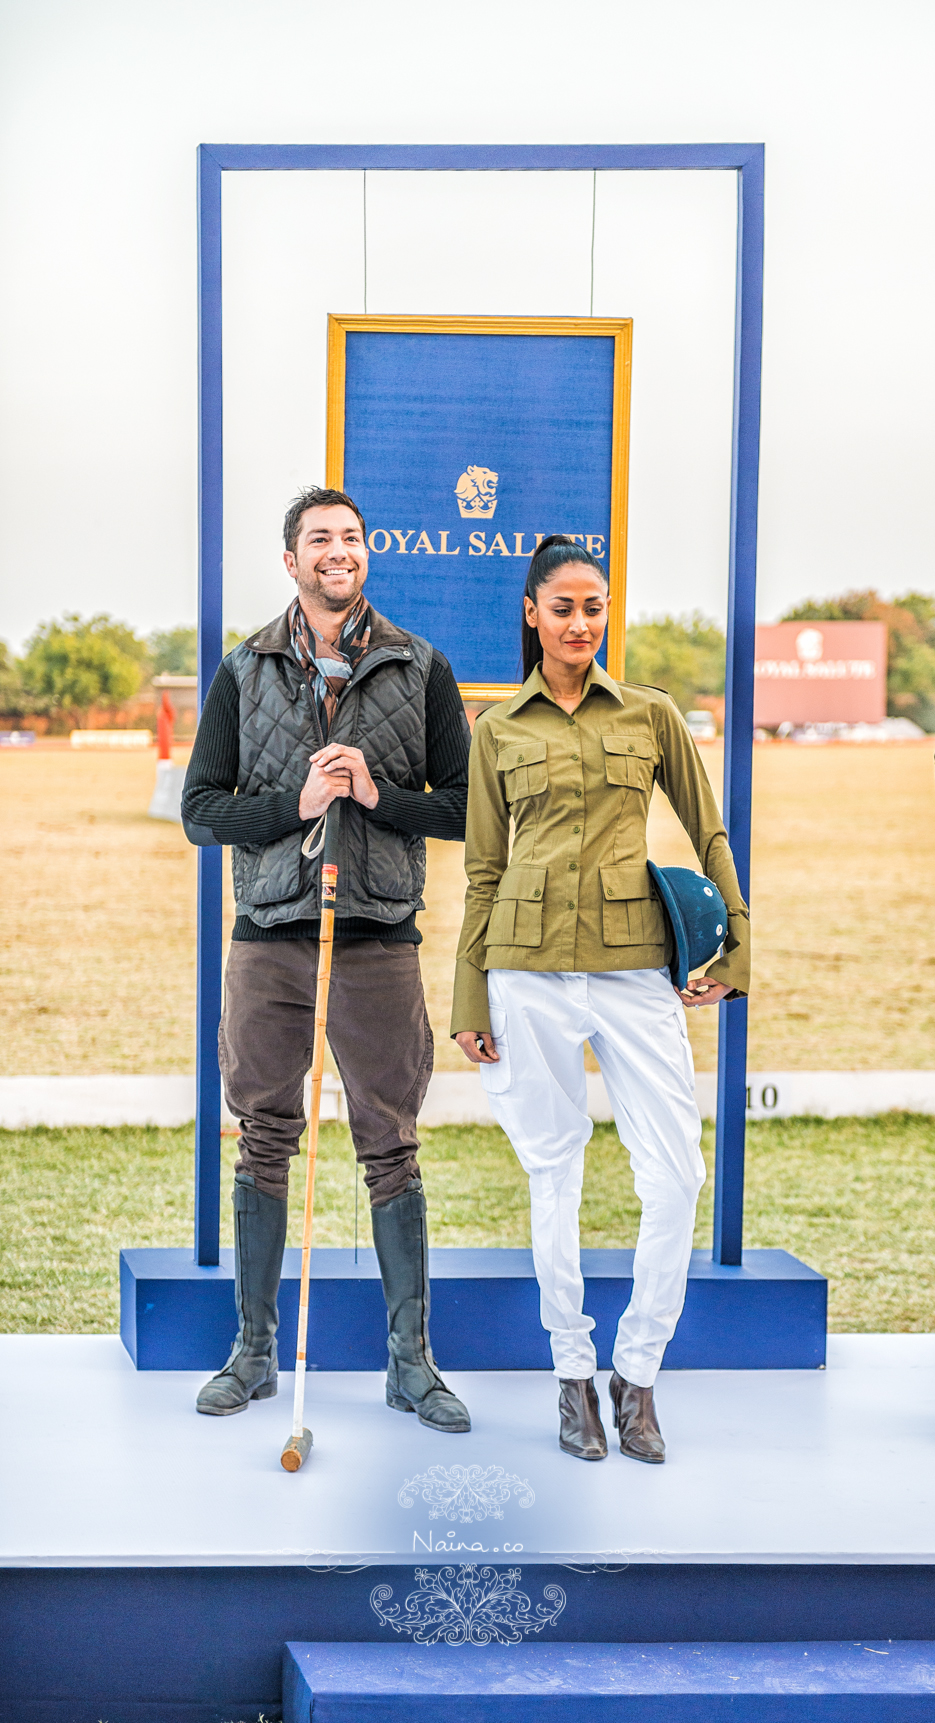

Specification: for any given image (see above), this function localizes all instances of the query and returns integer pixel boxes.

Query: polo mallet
[280,804,341,1472]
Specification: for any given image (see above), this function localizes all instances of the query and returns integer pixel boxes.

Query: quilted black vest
[228,607,433,929]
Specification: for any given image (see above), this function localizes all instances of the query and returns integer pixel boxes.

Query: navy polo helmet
[646,862,728,993]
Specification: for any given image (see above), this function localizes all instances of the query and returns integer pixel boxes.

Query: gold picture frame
[326,313,632,695]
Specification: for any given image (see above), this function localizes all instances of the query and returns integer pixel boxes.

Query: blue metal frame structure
[195,142,764,1268]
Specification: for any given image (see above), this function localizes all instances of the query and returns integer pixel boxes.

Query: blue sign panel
[338,326,628,687]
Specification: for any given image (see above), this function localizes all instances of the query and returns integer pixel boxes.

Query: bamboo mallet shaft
[281,807,340,1472]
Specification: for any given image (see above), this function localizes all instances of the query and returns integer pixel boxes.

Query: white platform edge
[2,1336,933,1568]
[2,1070,935,1128]
[6,1551,934,1569]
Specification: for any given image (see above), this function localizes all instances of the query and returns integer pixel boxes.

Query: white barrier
[0,1074,345,1129]
[2,1070,935,1129]
[147,759,186,822]
[0,1075,198,1128]
[69,730,152,749]
[732,1070,935,1120]
[420,1070,935,1125]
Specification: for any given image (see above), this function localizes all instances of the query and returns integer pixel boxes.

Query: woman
[452,537,750,1464]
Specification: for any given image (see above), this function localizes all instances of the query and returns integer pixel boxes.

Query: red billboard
[753,620,887,727]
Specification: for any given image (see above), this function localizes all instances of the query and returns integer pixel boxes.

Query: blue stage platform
[283,1640,935,1720]
[120,1246,827,1372]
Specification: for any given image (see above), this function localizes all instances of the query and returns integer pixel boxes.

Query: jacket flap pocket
[495,865,547,902]
[600,863,654,901]
[497,740,548,773]
[602,735,655,760]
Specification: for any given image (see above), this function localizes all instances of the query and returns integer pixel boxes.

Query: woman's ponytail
[521,601,545,681]
[520,534,609,680]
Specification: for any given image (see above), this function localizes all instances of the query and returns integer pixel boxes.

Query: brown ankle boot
[558,1378,608,1460]
[609,1371,665,1464]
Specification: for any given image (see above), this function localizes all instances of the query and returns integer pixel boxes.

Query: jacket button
[571,752,579,761]
[606,888,615,896]
[533,888,541,898]
[627,744,635,752]
[573,825,580,833]
[569,862,578,871]
[517,754,525,762]
[567,900,575,910]
[574,789,582,798]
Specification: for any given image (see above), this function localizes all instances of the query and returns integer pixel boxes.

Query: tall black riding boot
[371,1179,471,1433]
[196,1174,287,1415]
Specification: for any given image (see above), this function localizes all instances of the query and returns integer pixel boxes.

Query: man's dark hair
[283,487,367,556]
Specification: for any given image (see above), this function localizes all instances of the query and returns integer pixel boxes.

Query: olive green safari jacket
[450,660,751,1035]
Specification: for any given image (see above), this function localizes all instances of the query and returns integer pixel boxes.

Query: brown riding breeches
[219,938,433,1206]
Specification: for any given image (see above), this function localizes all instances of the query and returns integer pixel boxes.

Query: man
[182,486,472,1433]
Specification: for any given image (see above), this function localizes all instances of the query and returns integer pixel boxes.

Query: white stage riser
[4,1337,935,1721]
[2,1070,934,1128]
[5,1335,935,1570]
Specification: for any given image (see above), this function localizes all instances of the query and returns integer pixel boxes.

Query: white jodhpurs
[481,968,706,1387]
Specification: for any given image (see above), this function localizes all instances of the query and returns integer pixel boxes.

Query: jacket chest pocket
[602,734,656,790]
[497,740,549,803]
[599,862,666,948]
[486,865,547,948]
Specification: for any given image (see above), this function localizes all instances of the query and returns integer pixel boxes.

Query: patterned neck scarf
[288,594,372,739]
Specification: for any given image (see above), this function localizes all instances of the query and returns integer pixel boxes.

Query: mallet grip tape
[321,862,338,905]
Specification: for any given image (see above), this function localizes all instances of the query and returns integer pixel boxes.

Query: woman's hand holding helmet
[677,978,731,1009]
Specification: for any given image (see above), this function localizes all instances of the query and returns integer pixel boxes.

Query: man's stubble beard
[296,565,367,616]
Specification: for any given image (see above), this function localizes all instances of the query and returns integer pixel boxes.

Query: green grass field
[4,1116,934,1337]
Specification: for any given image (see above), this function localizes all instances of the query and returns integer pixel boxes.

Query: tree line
[0,620,245,729]
[2,591,934,730]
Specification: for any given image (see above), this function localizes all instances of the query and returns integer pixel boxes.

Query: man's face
[284,504,369,615]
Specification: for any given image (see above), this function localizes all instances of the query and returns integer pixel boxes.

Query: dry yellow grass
[746,741,935,1069]
[1,747,198,1074]
[1,740,933,1077]
[421,739,935,1071]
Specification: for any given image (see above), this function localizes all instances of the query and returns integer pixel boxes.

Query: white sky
[0,0,932,649]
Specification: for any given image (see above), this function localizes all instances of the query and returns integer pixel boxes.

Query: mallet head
[280,1428,313,1472]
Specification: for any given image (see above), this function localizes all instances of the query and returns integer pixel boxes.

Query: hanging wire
[355,172,367,1254]
[363,170,368,314]
[589,170,597,316]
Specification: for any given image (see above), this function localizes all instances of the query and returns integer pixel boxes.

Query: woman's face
[524,564,609,670]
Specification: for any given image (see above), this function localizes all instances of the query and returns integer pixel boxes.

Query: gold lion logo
[454,465,499,519]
